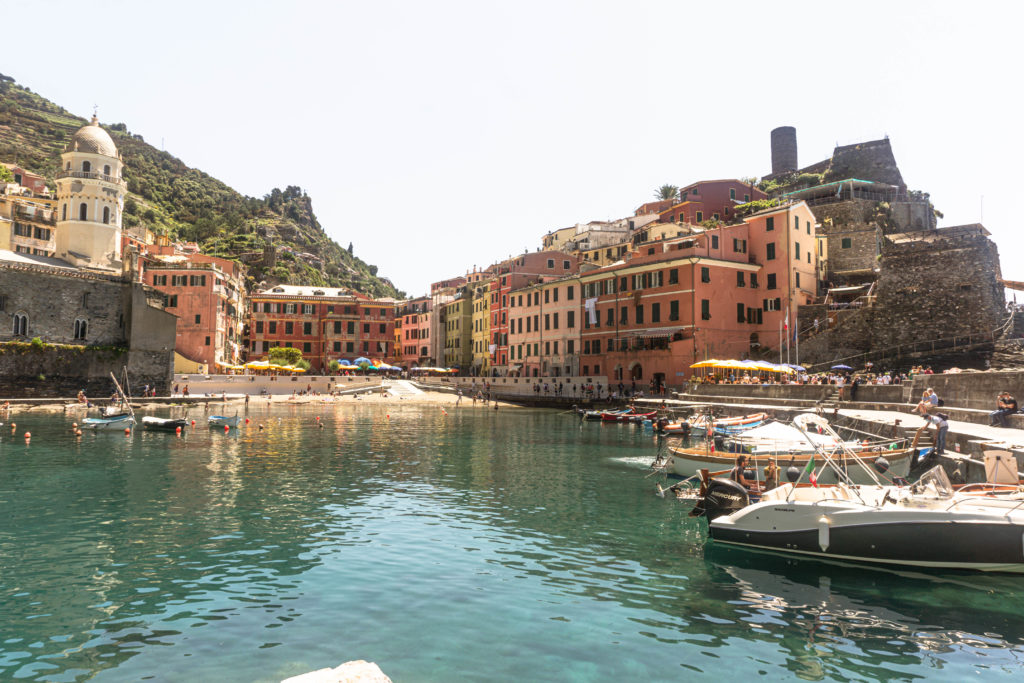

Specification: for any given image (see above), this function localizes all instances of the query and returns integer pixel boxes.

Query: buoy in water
[124,427,131,435]
[224,425,229,433]
[72,422,78,430]
[24,431,31,439]
[175,426,182,434]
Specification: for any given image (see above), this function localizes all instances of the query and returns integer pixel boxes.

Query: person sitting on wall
[990,392,1019,428]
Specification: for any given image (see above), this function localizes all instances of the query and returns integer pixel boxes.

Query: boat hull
[142,417,187,432]
[710,505,1024,572]
[209,415,240,428]
[82,416,134,430]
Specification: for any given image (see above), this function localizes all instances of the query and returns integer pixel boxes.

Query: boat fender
[786,466,801,483]
[743,468,756,480]
[818,516,830,552]
[873,456,890,474]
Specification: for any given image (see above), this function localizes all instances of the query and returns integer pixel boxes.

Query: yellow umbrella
[689,359,721,369]
[245,360,271,369]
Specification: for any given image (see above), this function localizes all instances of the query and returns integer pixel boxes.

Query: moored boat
[142,416,188,432]
[689,412,768,436]
[689,414,1024,572]
[209,414,240,428]
[82,413,135,430]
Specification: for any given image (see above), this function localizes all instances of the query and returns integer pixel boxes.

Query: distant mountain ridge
[0,73,402,298]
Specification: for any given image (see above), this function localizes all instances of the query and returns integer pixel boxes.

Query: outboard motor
[690,478,750,521]
[656,417,669,431]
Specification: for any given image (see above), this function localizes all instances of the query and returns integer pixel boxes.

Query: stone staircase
[383,380,424,398]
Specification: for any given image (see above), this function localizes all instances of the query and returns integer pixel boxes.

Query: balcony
[13,209,56,225]
[57,170,126,186]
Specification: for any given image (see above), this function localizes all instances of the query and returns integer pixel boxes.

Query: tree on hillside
[654,184,679,201]
[347,242,353,255]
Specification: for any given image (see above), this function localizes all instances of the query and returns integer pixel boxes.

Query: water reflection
[1,405,1024,681]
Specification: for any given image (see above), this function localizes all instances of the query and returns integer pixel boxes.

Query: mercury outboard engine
[690,478,750,521]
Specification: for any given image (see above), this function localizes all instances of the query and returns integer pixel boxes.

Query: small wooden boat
[142,416,188,432]
[625,411,658,423]
[209,414,240,428]
[689,412,768,436]
[82,413,135,430]
[601,407,649,422]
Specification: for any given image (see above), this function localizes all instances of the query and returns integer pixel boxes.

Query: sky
[5,0,1023,296]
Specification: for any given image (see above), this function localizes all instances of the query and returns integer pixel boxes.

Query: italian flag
[804,455,818,487]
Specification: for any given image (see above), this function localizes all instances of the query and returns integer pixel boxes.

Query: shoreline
[0,389,526,415]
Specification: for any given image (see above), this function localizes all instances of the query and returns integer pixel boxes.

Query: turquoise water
[1,402,1023,682]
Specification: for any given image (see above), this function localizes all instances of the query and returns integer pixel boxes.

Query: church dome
[66,115,118,157]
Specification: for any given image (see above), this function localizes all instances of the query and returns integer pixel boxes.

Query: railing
[57,170,125,185]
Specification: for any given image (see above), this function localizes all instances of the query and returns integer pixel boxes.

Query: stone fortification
[823,138,906,189]
[872,227,1004,348]
[796,225,1005,368]
[0,258,176,396]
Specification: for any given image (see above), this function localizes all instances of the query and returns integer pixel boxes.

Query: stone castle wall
[0,344,172,398]
[872,234,1004,349]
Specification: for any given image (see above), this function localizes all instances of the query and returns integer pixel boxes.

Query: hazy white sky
[7,0,1022,296]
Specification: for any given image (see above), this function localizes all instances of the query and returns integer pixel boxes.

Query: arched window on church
[102,207,110,224]
[103,164,111,177]
[82,161,91,173]
[74,319,88,340]
[62,204,67,221]
[13,312,28,337]
[79,203,87,221]
[65,162,71,171]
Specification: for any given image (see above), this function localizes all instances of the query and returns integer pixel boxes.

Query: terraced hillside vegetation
[0,73,402,298]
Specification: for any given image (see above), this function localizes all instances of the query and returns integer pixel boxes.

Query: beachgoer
[990,392,1018,427]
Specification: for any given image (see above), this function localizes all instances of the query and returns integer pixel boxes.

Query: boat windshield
[911,465,954,499]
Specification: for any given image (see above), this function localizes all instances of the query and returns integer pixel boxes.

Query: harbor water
[2,403,1024,681]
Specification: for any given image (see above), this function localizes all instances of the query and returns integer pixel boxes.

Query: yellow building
[0,193,58,256]
[443,295,472,371]
[578,240,630,267]
[470,279,494,376]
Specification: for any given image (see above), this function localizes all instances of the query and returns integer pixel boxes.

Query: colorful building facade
[247,285,396,372]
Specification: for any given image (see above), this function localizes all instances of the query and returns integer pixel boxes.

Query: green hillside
[0,73,402,298]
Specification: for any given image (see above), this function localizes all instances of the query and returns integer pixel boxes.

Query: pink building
[506,275,581,377]
[398,296,432,368]
[578,200,816,389]
[143,246,247,369]
[490,251,578,375]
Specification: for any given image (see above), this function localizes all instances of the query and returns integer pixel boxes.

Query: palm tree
[654,184,679,202]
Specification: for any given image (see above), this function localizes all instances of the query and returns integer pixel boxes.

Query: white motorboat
[690,414,1024,572]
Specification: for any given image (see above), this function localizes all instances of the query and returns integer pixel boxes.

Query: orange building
[247,285,397,372]
[143,247,247,370]
[578,200,816,388]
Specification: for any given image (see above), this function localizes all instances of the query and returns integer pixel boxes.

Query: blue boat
[209,414,240,428]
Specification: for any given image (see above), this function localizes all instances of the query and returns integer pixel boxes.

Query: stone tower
[54,115,126,270]
[770,126,798,175]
